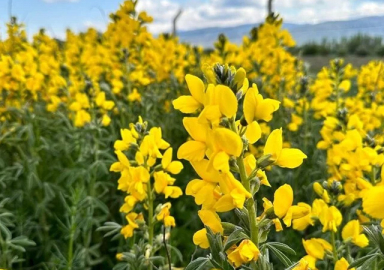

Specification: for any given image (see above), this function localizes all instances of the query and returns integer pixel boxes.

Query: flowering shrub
[0,1,384,269]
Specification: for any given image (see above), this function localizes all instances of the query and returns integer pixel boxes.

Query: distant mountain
[178,16,384,47]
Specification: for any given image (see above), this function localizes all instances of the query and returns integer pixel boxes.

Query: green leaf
[223,228,249,252]
[185,257,212,270]
[205,226,223,264]
[363,225,384,253]
[267,242,296,256]
[222,222,243,236]
[348,253,378,269]
[265,243,293,267]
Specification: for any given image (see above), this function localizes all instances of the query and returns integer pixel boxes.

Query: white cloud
[136,0,265,34]
[83,20,107,32]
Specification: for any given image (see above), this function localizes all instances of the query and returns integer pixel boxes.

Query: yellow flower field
[0,1,384,269]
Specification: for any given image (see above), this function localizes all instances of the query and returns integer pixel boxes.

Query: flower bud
[257,154,273,168]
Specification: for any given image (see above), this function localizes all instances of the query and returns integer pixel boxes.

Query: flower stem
[330,231,338,263]
[147,175,154,270]
[229,118,259,247]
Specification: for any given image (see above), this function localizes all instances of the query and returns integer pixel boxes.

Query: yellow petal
[172,96,201,113]
[167,161,183,174]
[213,128,243,157]
[214,194,236,212]
[185,74,205,104]
[245,121,261,144]
[177,141,206,161]
[273,184,293,219]
[243,85,257,124]
[193,228,210,249]
[264,128,282,161]
[162,148,172,169]
[276,148,307,168]
[183,117,207,142]
[213,151,230,173]
[217,85,238,118]
[362,186,384,219]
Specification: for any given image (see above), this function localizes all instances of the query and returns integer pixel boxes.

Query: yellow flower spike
[172,74,205,113]
[198,210,223,234]
[161,148,183,174]
[227,239,260,267]
[335,257,355,270]
[342,220,369,248]
[243,83,280,124]
[362,186,384,219]
[273,184,293,219]
[264,128,307,168]
[193,228,210,249]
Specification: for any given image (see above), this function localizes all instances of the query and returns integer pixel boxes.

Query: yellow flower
[227,239,260,267]
[362,186,384,219]
[264,128,307,168]
[293,255,317,270]
[114,129,136,151]
[198,84,238,125]
[341,220,369,248]
[116,253,124,261]
[319,205,342,232]
[177,117,209,161]
[313,182,330,203]
[161,148,183,174]
[193,228,209,249]
[335,257,355,270]
[173,74,205,113]
[198,209,223,234]
[273,184,293,219]
[156,203,176,227]
[302,238,331,260]
[214,173,252,212]
[128,88,142,102]
[243,83,280,124]
[208,128,243,173]
[121,212,143,239]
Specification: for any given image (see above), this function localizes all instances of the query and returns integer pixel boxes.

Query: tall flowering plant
[102,117,183,269]
[173,64,307,269]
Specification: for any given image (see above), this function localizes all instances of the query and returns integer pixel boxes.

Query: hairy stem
[330,231,338,263]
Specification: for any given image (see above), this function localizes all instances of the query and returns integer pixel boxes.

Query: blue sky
[1,0,384,39]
